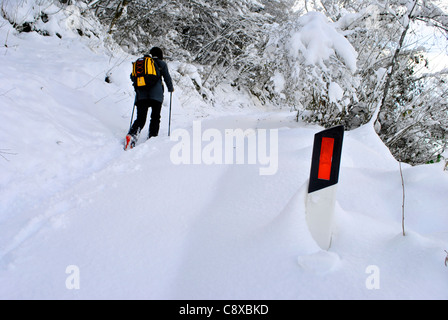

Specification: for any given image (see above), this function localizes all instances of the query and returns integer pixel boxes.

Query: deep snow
[0,8,447,300]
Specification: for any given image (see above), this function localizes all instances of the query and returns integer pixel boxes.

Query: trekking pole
[168,92,173,136]
[129,94,137,132]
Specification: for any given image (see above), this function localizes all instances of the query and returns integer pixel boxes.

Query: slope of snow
[0,13,447,300]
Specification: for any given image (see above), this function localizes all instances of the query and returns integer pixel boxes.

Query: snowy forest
[2,0,448,165]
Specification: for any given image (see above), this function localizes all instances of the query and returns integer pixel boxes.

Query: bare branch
[0,149,17,162]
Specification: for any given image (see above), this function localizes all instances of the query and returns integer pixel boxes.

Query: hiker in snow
[125,47,174,150]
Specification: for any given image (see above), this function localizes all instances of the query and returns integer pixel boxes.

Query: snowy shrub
[262,11,360,128]
[0,0,103,39]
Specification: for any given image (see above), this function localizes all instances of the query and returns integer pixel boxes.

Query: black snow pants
[128,99,162,139]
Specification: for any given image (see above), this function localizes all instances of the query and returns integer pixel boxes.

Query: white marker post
[306,125,344,250]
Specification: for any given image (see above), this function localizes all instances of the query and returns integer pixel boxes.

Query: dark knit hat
[150,47,163,60]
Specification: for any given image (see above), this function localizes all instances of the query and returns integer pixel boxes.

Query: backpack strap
[145,57,157,76]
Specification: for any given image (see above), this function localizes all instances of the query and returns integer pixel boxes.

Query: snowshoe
[124,134,136,151]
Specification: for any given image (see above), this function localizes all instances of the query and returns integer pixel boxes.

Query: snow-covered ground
[0,7,447,300]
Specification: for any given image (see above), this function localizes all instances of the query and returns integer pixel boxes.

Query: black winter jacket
[132,58,174,103]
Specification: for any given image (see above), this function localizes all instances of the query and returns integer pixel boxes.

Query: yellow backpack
[131,56,160,88]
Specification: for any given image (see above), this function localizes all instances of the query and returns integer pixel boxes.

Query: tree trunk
[374,0,419,127]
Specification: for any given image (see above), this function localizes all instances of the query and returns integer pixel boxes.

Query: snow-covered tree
[88,1,280,61]
[293,0,448,164]
[258,10,360,127]
[85,0,298,94]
